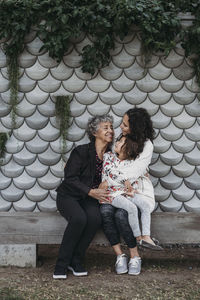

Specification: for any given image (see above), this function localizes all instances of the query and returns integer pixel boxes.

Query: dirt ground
[0,244,200,300]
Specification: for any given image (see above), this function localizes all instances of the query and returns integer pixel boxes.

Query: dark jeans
[100,204,137,249]
[55,192,101,270]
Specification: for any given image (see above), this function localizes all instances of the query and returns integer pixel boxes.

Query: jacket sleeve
[114,140,154,184]
[64,147,91,195]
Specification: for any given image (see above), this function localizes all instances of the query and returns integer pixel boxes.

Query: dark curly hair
[125,107,155,159]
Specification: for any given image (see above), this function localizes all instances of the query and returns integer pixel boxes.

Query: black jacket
[57,142,104,198]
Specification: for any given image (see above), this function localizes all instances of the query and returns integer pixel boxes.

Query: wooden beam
[0,212,200,245]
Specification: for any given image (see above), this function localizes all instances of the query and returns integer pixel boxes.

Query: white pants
[112,194,155,237]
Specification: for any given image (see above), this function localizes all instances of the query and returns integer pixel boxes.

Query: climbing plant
[55,95,71,155]
[0,0,200,134]
[0,132,9,160]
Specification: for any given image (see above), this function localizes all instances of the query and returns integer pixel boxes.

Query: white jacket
[102,139,155,202]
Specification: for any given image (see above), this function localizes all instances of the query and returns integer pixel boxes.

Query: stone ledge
[0,212,200,245]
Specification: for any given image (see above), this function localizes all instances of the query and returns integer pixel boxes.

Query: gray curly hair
[87,115,113,141]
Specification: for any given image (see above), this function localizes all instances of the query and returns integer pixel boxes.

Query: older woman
[53,115,114,279]
[100,107,155,276]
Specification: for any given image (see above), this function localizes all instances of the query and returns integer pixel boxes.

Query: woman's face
[120,114,130,135]
[94,122,114,143]
[114,136,126,156]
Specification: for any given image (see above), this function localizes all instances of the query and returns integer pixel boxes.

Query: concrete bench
[0,212,200,267]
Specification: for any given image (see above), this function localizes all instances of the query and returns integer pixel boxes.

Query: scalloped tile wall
[0,31,200,213]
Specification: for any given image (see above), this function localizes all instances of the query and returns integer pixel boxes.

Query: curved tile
[153,134,171,153]
[0,72,9,92]
[67,121,86,141]
[0,90,24,105]
[26,135,49,154]
[184,171,200,190]
[26,60,49,80]
[172,159,195,177]
[173,85,196,105]
[154,182,171,202]
[13,196,36,212]
[1,159,24,178]
[160,171,183,189]
[0,96,11,117]
[172,182,194,202]
[112,48,135,68]
[26,37,46,56]
[25,85,49,105]
[136,74,159,93]
[124,61,145,81]
[26,110,48,129]
[38,123,60,142]
[62,73,85,93]
[110,41,123,56]
[87,74,110,93]
[159,196,182,212]
[1,182,24,202]
[37,196,57,212]
[50,160,65,178]
[87,97,110,115]
[18,73,36,93]
[74,110,93,129]
[185,122,200,141]
[75,85,97,105]
[26,183,48,202]
[172,135,195,153]
[75,67,95,81]
[124,35,141,56]
[75,35,92,54]
[38,147,61,165]
[114,32,135,44]
[108,111,122,129]
[14,123,36,142]
[4,134,24,154]
[172,110,195,129]
[38,171,61,190]
[160,146,183,165]
[13,147,36,166]
[173,60,194,81]
[38,52,59,68]
[185,147,200,165]
[100,61,123,81]
[149,86,171,105]
[0,171,11,189]
[185,98,200,117]
[136,99,159,116]
[160,98,183,117]
[50,189,57,201]
[37,98,55,118]
[124,85,147,104]
[111,98,133,117]
[38,74,61,93]
[50,139,73,154]
[18,49,37,68]
[0,47,7,68]
[99,86,122,105]
[185,79,200,93]
[149,62,171,80]
[0,152,12,166]
[151,110,171,129]
[16,98,36,117]
[70,98,86,117]
[161,73,183,93]
[149,159,171,177]
[0,198,12,212]
[13,171,36,189]
[184,196,200,212]
[51,61,73,80]
[161,50,184,68]
[160,122,183,141]
[26,159,48,177]
[112,73,135,92]
[63,49,81,68]
[1,115,24,130]
[136,55,159,68]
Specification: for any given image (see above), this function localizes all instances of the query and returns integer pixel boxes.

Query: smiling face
[94,121,114,143]
[114,136,126,158]
[120,114,131,136]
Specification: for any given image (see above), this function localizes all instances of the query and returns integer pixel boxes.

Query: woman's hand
[88,188,111,203]
[124,180,133,193]
[98,181,108,190]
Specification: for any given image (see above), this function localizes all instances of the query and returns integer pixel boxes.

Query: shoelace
[129,259,139,268]
[116,255,126,266]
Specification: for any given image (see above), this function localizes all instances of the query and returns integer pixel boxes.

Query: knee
[87,212,102,229]
[115,208,128,223]
[100,204,115,219]
[70,213,87,229]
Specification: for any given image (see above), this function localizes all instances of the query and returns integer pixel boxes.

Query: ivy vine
[0,0,199,144]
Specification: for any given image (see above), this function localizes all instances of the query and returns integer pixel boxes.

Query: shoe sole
[53,274,67,279]
[68,266,88,276]
[128,272,140,275]
[116,270,128,275]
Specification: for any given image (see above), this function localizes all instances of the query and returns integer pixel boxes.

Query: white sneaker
[128,256,141,275]
[115,254,128,274]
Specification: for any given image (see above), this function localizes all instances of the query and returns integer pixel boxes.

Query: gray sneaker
[115,254,128,274]
[128,257,141,275]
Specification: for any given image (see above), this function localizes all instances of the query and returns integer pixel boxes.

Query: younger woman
[101,134,162,250]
